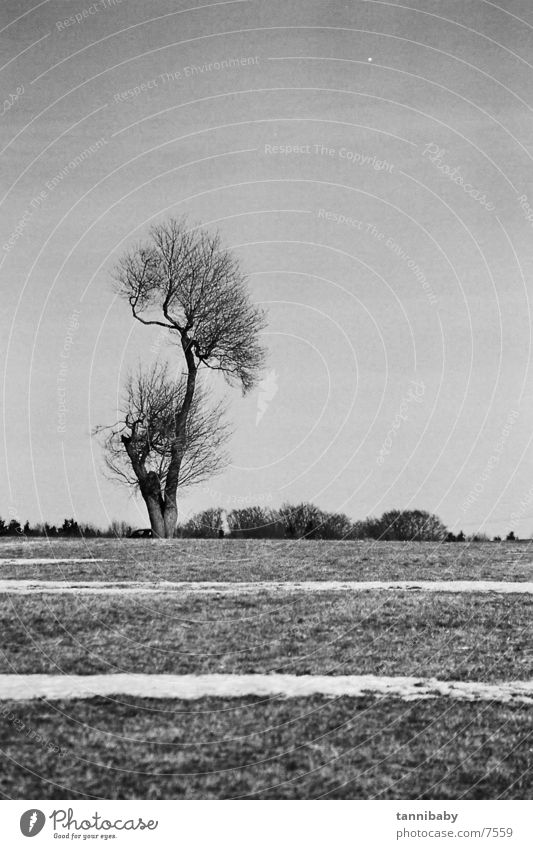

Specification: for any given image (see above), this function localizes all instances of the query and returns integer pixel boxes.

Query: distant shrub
[278,503,325,539]
[393,509,446,541]
[106,520,132,538]
[0,505,463,543]
[316,511,353,540]
[350,516,383,539]
[373,509,447,542]
[277,503,354,540]
[228,506,285,538]
[180,507,226,538]
[61,518,80,536]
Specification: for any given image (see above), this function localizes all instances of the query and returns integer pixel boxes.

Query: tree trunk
[140,472,166,538]
[163,500,178,538]
[140,492,177,539]
[145,495,165,538]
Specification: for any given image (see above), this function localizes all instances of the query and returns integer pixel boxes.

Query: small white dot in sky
[368,58,372,62]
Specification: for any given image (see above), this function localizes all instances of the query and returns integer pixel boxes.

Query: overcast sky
[1,0,533,536]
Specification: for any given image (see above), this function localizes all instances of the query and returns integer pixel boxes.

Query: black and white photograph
[0,0,532,834]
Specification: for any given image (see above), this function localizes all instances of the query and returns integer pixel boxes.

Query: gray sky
[1,0,533,536]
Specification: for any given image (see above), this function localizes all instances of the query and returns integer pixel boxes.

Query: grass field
[0,539,531,799]
[1,538,533,581]
[0,698,530,799]
[2,592,531,680]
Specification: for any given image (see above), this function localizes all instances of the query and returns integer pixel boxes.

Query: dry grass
[0,696,530,799]
[1,540,531,800]
[1,591,530,681]
[1,539,532,581]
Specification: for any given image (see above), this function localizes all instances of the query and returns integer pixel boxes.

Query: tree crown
[114,217,266,392]
[96,361,230,494]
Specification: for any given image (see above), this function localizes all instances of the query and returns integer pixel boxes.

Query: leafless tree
[97,362,231,538]
[378,509,447,541]
[109,217,266,537]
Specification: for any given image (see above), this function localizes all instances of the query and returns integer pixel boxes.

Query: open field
[0,697,530,799]
[1,592,531,680]
[1,539,533,581]
[0,540,531,799]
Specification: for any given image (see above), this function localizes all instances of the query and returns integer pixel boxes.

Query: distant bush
[106,520,133,538]
[0,517,133,539]
[316,511,353,540]
[278,502,325,539]
[1,506,510,544]
[350,516,384,539]
[378,509,447,541]
[228,506,285,538]
[180,507,226,538]
[277,503,354,540]
[177,504,450,541]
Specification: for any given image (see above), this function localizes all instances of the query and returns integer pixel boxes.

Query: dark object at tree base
[128,528,153,539]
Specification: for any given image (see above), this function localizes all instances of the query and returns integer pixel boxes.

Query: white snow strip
[0,558,110,566]
[0,579,532,595]
[0,674,531,704]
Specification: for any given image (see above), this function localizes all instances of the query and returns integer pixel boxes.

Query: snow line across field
[0,579,532,594]
[0,673,532,704]
[0,558,110,565]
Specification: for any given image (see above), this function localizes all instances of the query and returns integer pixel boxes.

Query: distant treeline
[179,504,518,542]
[0,517,131,538]
[0,508,519,542]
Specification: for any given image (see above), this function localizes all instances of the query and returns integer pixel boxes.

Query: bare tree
[110,217,266,537]
[378,509,447,541]
[180,506,227,538]
[97,362,231,538]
